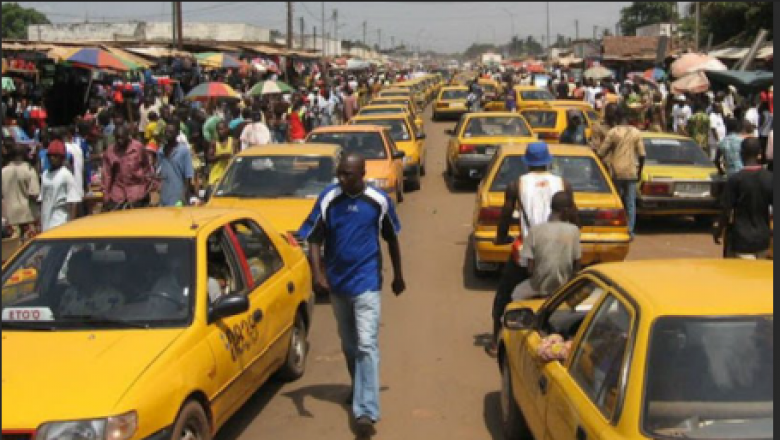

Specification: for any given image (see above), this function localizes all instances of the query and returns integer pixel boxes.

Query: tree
[619,2,676,36]
[2,2,50,39]
[462,43,498,61]
[690,2,773,47]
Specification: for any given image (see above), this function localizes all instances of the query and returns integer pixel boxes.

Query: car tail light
[437,102,449,108]
[286,232,301,248]
[459,144,476,154]
[537,132,559,141]
[478,207,502,225]
[595,209,627,227]
[641,182,672,196]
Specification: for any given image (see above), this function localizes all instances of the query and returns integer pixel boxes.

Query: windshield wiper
[59,315,151,329]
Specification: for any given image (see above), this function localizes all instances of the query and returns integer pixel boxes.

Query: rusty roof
[602,36,669,61]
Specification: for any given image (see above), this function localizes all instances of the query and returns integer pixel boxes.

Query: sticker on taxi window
[649,139,682,146]
[2,307,54,321]
[251,158,275,171]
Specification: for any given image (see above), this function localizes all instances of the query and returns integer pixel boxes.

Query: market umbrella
[583,65,614,80]
[248,79,293,96]
[56,47,135,71]
[195,52,242,69]
[704,70,774,93]
[2,77,16,92]
[184,82,241,102]
[644,67,666,81]
[671,53,727,78]
[671,71,710,95]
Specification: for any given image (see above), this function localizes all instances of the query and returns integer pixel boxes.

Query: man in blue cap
[486,141,576,357]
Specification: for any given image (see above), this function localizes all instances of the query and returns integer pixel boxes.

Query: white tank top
[519,172,564,238]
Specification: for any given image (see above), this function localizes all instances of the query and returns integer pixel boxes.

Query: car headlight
[36,411,137,440]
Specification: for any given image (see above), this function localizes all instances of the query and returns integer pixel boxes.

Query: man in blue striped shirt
[299,153,405,435]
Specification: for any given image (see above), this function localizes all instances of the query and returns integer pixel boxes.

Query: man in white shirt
[708,103,727,160]
[745,100,760,137]
[672,95,692,135]
[38,141,81,232]
[239,111,272,151]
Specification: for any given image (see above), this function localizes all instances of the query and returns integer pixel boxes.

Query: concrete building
[635,23,678,38]
[28,22,271,43]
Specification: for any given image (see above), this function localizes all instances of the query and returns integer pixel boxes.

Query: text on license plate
[675,183,710,196]
[484,147,497,155]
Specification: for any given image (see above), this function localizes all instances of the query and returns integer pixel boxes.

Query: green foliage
[619,2,676,36]
[693,2,773,46]
[1,2,51,39]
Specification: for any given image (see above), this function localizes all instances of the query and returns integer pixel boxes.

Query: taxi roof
[465,112,526,118]
[238,143,340,157]
[441,85,469,91]
[352,113,410,122]
[310,125,386,133]
[513,85,546,91]
[361,104,408,110]
[498,143,598,157]
[379,88,412,94]
[37,208,259,239]
[590,260,773,316]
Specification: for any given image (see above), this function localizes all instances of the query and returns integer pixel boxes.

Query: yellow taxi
[393,78,427,110]
[207,144,341,237]
[1,207,313,440]
[636,133,724,222]
[472,144,630,276]
[370,95,423,117]
[520,105,594,143]
[445,112,536,183]
[499,259,773,440]
[479,78,505,112]
[359,103,425,134]
[377,87,413,100]
[350,113,426,191]
[432,86,470,121]
[513,85,556,112]
[306,125,406,202]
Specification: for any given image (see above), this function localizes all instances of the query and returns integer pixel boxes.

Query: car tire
[275,314,308,382]
[501,357,533,440]
[446,160,453,177]
[396,182,404,204]
[694,215,716,228]
[171,401,211,440]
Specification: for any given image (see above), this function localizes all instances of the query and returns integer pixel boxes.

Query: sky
[19,2,633,53]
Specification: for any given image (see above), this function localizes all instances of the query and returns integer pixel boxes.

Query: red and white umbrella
[671,53,727,78]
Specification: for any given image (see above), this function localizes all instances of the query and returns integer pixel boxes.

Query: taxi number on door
[2,307,54,321]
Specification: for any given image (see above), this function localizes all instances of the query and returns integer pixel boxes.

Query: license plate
[451,103,465,109]
[675,183,710,196]
[485,147,497,155]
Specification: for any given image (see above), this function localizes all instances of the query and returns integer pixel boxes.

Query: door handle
[287,281,295,294]
[576,426,587,440]
[538,375,548,395]
[252,309,263,324]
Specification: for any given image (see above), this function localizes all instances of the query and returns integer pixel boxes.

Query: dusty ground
[215,107,722,440]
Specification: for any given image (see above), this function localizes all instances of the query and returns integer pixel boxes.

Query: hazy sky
[20,2,633,53]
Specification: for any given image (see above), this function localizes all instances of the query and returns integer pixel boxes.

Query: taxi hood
[365,160,394,180]
[208,197,316,234]
[2,329,184,427]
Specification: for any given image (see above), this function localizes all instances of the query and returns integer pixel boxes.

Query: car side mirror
[503,308,537,330]
[417,133,426,140]
[392,151,406,160]
[208,294,249,323]
[445,129,455,136]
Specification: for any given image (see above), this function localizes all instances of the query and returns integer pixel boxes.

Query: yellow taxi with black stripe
[360,103,425,135]
[2,207,313,440]
[499,259,772,440]
[445,112,537,183]
[433,86,470,121]
[350,113,427,191]
[520,104,595,143]
[472,144,630,276]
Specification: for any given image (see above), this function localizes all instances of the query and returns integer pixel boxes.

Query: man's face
[217,123,229,140]
[165,125,178,144]
[116,129,130,149]
[48,153,65,170]
[337,159,365,195]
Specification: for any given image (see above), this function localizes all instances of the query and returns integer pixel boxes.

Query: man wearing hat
[38,140,82,232]
[487,142,575,357]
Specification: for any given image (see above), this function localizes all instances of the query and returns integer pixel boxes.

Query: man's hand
[391,276,406,296]
[314,273,330,295]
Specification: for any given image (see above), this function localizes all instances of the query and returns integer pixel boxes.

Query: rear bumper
[404,164,421,179]
[637,195,719,215]
[473,233,630,266]
[453,156,492,179]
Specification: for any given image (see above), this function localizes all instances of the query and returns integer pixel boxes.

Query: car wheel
[275,314,308,382]
[446,160,453,177]
[172,401,211,440]
[396,182,404,204]
[501,357,532,440]
[421,157,427,177]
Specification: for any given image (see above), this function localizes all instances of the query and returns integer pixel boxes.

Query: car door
[226,218,293,387]
[544,291,637,440]
[202,225,256,427]
[512,277,609,439]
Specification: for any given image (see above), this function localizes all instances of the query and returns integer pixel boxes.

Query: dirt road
[216,108,722,440]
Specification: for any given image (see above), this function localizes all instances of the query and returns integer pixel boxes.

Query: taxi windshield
[463,117,532,138]
[522,111,558,129]
[353,119,412,142]
[2,239,195,330]
[644,139,713,166]
[308,132,387,160]
[215,155,335,199]
[643,316,773,440]
[520,90,555,101]
[441,90,469,100]
[490,155,610,194]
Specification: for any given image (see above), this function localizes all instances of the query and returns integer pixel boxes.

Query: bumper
[473,233,630,266]
[637,195,719,216]
[404,163,421,179]
[143,426,173,440]
[453,155,492,179]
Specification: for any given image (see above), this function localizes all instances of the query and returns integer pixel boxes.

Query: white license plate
[485,147,497,155]
[451,103,465,109]
[675,183,710,196]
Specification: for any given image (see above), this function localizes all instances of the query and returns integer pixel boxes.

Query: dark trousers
[492,258,530,345]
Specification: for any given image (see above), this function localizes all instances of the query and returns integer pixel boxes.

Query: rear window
[352,119,411,142]
[462,117,532,138]
[359,107,406,117]
[643,316,773,440]
[522,111,558,129]
[490,155,611,194]
[520,90,555,101]
[441,90,469,100]
[643,138,712,167]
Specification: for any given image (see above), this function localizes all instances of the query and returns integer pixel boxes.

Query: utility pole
[286,1,293,50]
[176,2,183,49]
[332,9,338,56]
[546,2,550,54]
[575,20,579,41]
[695,1,700,52]
[378,28,382,52]
[171,2,177,48]
[321,2,326,57]
[314,26,317,53]
[593,26,597,42]
[363,21,367,47]
[300,17,305,49]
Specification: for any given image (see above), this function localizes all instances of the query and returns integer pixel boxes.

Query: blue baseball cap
[523,142,553,167]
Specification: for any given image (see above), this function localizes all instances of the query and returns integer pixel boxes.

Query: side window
[230,220,284,288]
[206,228,245,304]
[537,279,607,341]
[569,295,632,421]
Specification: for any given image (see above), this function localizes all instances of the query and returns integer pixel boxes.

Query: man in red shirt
[101,125,158,210]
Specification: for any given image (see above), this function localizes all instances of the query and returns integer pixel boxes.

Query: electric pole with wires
[286,1,293,49]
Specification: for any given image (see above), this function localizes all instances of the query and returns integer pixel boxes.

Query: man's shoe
[355,415,376,436]
[485,343,499,358]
